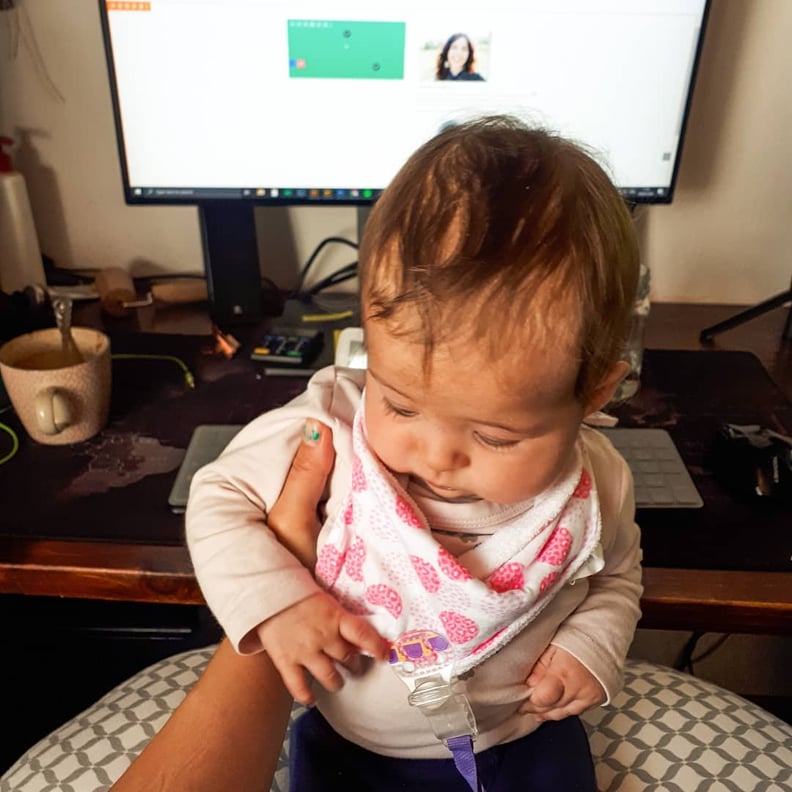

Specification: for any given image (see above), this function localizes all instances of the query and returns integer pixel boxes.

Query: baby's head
[358,116,640,503]
[360,115,639,406]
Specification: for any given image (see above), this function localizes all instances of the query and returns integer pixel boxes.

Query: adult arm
[110,640,291,792]
[111,419,339,791]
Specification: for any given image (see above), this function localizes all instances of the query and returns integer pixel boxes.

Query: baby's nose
[423,430,467,473]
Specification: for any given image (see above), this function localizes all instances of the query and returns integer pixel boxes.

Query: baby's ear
[584,361,630,414]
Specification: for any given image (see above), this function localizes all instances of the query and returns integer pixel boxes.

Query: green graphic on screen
[288,20,405,79]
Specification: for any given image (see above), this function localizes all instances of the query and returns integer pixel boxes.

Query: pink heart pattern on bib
[315,406,602,674]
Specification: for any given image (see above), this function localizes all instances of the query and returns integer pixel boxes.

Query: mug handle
[35,386,73,435]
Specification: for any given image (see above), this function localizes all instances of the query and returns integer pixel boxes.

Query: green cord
[0,421,19,466]
[112,353,196,389]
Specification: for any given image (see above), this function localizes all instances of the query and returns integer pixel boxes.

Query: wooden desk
[1,302,791,634]
[1,536,789,634]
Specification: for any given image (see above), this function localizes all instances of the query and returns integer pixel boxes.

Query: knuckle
[318,669,343,692]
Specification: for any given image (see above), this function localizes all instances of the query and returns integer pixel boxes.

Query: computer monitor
[99,0,710,323]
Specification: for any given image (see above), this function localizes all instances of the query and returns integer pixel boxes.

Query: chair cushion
[1,649,790,792]
[586,659,792,791]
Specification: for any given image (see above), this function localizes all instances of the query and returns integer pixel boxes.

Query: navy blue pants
[288,708,597,791]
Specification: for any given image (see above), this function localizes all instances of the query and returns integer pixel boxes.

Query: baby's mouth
[411,476,467,498]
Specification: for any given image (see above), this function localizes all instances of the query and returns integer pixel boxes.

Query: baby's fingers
[530,699,588,723]
[338,612,390,662]
[526,675,564,709]
[276,653,346,705]
[273,659,317,707]
[303,653,346,698]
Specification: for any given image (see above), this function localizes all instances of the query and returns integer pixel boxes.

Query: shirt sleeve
[548,429,643,703]
[185,366,363,653]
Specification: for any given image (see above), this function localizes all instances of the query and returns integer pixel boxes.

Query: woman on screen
[436,33,485,81]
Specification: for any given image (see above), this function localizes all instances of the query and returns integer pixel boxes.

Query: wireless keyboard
[170,425,703,513]
[601,428,703,509]
[168,424,243,513]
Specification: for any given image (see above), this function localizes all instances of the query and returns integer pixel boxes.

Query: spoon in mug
[53,297,85,366]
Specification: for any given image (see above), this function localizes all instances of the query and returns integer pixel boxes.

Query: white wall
[1,0,791,303]
[640,0,792,303]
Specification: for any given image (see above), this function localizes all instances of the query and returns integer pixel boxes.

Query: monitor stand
[199,203,263,326]
[699,275,792,343]
[199,202,371,327]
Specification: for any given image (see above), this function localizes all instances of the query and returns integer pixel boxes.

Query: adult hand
[266,418,336,568]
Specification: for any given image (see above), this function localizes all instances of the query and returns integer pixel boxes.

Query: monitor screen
[100,0,709,207]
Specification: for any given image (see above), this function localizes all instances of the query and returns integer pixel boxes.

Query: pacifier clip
[390,630,485,792]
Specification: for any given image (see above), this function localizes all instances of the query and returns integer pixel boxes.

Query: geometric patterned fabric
[2,650,790,792]
[586,660,792,792]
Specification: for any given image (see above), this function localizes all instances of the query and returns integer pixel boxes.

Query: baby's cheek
[367,424,409,474]
[481,468,542,504]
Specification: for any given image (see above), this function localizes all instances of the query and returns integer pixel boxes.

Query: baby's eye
[475,432,520,449]
[383,399,417,418]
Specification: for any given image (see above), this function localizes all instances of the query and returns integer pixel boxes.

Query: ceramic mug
[0,327,111,445]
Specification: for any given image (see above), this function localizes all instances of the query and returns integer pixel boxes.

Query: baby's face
[363,320,588,504]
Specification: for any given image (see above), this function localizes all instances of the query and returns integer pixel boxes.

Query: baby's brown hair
[359,115,640,403]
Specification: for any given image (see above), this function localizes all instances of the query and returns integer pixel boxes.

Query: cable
[3,2,66,103]
[111,353,196,389]
[674,631,703,673]
[690,634,731,667]
[0,420,19,465]
[674,631,732,674]
[293,237,359,297]
[306,262,359,297]
[307,289,360,316]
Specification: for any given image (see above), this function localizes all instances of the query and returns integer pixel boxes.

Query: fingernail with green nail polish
[303,420,321,444]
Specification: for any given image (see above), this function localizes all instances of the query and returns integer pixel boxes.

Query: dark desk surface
[1,302,791,633]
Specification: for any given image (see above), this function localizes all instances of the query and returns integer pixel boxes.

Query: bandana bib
[315,405,602,675]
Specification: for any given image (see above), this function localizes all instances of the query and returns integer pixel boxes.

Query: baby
[187,115,643,791]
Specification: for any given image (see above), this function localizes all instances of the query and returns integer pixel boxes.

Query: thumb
[267,420,335,567]
[528,673,564,709]
[526,645,556,688]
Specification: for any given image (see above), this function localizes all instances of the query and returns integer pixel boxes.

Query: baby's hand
[519,645,605,722]
[255,591,389,706]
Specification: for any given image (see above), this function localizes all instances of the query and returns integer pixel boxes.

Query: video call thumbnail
[288,20,406,80]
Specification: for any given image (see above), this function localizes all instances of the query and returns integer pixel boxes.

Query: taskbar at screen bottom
[127,184,672,204]
[128,185,383,203]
